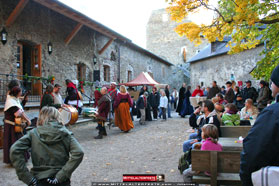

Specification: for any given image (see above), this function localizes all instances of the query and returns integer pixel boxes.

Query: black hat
[245,80,251,84]
[226,81,232,85]
[271,65,279,87]
[54,84,61,88]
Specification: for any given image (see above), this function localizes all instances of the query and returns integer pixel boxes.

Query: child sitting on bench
[183,124,223,182]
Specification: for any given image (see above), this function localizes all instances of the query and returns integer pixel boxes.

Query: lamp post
[1,27,8,45]
[47,42,53,55]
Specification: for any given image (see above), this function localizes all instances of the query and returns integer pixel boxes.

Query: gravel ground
[0,111,193,186]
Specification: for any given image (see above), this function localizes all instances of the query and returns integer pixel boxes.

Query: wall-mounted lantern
[47,42,53,55]
[1,27,8,45]
[93,55,97,65]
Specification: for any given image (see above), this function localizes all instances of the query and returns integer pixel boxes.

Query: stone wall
[146,8,208,89]
[0,0,174,96]
[146,9,208,65]
[190,46,264,88]
[0,0,97,94]
[96,34,173,86]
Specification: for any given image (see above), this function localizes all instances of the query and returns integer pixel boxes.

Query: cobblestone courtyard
[0,112,192,186]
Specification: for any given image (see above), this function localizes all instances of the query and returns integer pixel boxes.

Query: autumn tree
[166,0,279,80]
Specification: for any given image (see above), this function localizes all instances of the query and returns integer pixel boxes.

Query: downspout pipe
[117,44,121,83]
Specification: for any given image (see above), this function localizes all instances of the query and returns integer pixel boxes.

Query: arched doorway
[17,40,42,95]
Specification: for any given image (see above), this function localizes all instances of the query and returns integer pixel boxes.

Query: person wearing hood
[95,87,111,139]
[222,103,240,126]
[65,79,83,114]
[7,79,29,107]
[240,64,279,186]
[176,83,186,114]
[3,86,31,164]
[10,106,84,186]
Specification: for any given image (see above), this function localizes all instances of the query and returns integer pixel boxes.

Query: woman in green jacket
[222,103,240,126]
[10,106,84,186]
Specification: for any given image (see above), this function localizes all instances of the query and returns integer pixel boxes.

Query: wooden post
[98,38,114,55]
[6,0,29,27]
[210,151,218,186]
[64,23,83,45]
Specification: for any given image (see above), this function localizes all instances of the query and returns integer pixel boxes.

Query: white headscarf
[4,95,23,111]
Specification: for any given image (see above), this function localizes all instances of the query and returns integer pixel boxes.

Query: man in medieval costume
[95,87,111,139]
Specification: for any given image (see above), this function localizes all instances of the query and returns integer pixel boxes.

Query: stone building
[146,8,208,88]
[188,38,264,88]
[0,0,173,99]
[146,9,208,64]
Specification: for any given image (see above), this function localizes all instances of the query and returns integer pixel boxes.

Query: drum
[59,105,78,125]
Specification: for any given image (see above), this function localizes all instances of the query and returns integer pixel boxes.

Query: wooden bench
[191,150,241,186]
[220,126,251,138]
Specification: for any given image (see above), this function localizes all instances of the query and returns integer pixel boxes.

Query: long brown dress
[114,93,134,132]
[3,106,24,164]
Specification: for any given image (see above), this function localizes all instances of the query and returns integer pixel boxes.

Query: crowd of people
[175,79,273,127]
[178,70,279,185]
[3,79,84,186]
[179,79,271,165]
[3,64,279,185]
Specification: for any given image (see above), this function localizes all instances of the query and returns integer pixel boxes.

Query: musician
[95,87,111,139]
[40,84,62,109]
[53,84,64,105]
[65,79,83,114]
[3,86,31,164]
[7,79,29,107]
[10,106,84,186]
[93,86,102,108]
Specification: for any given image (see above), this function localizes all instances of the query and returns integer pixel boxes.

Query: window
[127,70,132,82]
[211,42,218,53]
[181,46,187,62]
[111,51,116,61]
[162,66,165,78]
[77,63,86,80]
[104,65,110,82]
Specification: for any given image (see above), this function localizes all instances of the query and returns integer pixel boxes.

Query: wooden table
[189,96,207,108]
[219,137,243,151]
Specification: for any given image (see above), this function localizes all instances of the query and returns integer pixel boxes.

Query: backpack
[178,149,192,174]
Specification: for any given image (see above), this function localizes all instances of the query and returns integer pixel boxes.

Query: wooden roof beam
[5,0,29,27]
[33,0,117,40]
[65,23,83,45]
[98,38,115,55]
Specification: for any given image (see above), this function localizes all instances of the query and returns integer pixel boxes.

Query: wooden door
[16,43,23,79]
[31,44,42,95]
